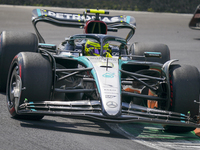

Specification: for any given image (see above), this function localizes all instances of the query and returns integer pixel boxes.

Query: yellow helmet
[85,40,112,57]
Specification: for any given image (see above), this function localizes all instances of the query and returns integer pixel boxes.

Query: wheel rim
[7,65,22,112]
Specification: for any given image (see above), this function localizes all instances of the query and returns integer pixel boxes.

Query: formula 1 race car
[189,4,200,30]
[0,9,200,133]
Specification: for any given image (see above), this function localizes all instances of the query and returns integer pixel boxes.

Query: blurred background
[1,0,200,13]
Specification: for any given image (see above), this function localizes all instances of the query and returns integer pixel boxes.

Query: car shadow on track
[18,116,126,139]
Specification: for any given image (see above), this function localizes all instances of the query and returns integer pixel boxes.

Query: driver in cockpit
[84,40,112,57]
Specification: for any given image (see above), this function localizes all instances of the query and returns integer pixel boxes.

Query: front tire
[0,31,38,92]
[7,52,52,120]
[164,64,200,132]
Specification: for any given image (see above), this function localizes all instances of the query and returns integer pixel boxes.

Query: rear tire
[164,64,200,132]
[0,31,38,92]
[6,52,52,120]
[129,42,170,64]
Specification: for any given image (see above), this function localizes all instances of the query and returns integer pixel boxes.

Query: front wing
[18,100,200,128]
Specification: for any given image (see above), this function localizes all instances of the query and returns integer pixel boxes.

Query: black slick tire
[6,52,52,120]
[164,64,200,132]
[0,31,38,92]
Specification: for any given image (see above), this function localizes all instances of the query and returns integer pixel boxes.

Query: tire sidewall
[6,54,23,117]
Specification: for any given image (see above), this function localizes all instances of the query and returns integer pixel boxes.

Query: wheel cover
[8,65,22,112]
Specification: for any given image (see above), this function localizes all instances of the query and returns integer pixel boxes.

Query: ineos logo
[105,95,116,99]
[106,101,118,108]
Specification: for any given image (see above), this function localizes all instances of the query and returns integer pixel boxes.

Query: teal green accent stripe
[31,109,37,111]
[39,43,55,46]
[74,56,100,93]
[126,16,131,24]
[29,102,34,104]
[119,59,124,93]
[146,52,161,54]
[37,9,41,17]
[91,69,100,93]
[119,59,129,68]
[75,56,93,68]
[30,105,35,107]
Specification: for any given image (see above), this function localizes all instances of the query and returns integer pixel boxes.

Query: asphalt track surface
[0,5,200,150]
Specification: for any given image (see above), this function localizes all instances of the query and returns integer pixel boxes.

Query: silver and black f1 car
[0,9,200,133]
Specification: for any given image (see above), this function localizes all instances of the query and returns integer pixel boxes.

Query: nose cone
[87,56,121,116]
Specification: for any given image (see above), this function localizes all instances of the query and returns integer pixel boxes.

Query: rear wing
[32,9,136,43]
[189,5,200,30]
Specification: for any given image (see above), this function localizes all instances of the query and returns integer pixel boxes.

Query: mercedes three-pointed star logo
[106,101,118,108]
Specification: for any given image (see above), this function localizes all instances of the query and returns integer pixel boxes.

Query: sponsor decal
[104,88,117,92]
[99,62,114,68]
[89,57,103,60]
[112,52,119,56]
[102,72,114,78]
[88,57,118,62]
[106,101,118,108]
[45,10,122,22]
[103,84,114,88]
[105,95,116,99]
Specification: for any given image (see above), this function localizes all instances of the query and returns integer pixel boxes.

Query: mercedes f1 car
[0,9,200,133]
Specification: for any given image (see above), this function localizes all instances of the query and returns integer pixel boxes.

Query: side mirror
[144,52,162,58]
